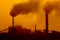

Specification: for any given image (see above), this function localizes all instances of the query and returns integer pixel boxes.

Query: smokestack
[12,17,16,33]
[44,2,55,34]
[45,13,48,34]
[12,17,14,29]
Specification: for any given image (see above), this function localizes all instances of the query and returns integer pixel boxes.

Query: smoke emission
[43,1,56,14]
[10,0,40,17]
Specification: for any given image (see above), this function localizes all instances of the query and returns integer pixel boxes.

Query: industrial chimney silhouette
[10,12,16,33]
[44,2,55,34]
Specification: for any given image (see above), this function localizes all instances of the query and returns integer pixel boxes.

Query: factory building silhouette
[8,25,31,34]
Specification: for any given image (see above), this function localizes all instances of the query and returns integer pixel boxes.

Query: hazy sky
[0,0,60,32]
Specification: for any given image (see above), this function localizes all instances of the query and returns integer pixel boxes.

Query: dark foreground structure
[0,26,60,40]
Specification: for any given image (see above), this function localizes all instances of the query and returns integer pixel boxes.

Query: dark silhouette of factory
[8,25,31,34]
[0,25,60,40]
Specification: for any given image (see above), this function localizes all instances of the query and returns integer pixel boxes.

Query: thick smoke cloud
[44,0,60,15]
[44,2,55,14]
[10,0,40,17]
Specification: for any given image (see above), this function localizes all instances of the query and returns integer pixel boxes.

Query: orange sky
[0,0,60,32]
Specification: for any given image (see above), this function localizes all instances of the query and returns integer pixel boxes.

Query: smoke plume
[10,0,40,17]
